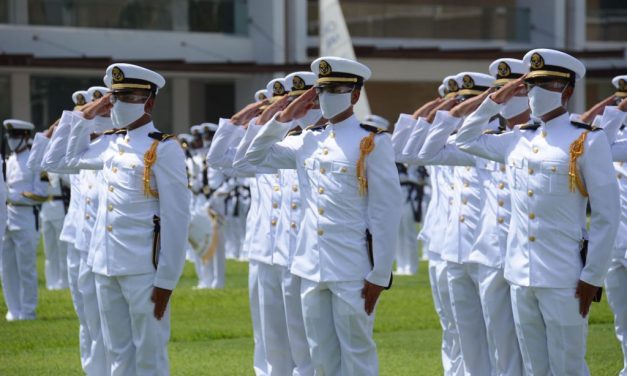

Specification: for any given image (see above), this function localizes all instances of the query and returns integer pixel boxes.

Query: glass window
[0,75,11,123]
[308,0,530,42]
[0,0,7,23]
[189,80,235,126]
[27,0,248,35]
[587,0,627,42]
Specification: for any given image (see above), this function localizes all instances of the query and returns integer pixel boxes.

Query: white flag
[319,0,371,119]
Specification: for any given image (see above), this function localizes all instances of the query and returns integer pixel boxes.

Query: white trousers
[1,228,38,320]
[224,215,241,260]
[258,263,294,375]
[67,242,91,371]
[78,252,109,375]
[281,270,313,376]
[510,284,590,376]
[301,279,377,376]
[96,273,170,376]
[447,262,491,376]
[395,202,419,275]
[606,259,627,376]
[42,217,68,290]
[249,261,268,376]
[428,257,464,376]
[475,264,522,376]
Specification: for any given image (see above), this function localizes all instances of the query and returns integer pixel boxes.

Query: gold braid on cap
[143,140,160,198]
[357,132,376,195]
[569,131,588,197]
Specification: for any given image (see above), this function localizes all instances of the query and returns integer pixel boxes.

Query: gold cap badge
[530,53,544,70]
[319,60,331,76]
[112,66,124,83]
[273,81,285,96]
[448,79,459,92]
[293,76,305,90]
[498,62,511,78]
[462,75,474,89]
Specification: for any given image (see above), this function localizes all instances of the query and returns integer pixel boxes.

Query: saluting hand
[230,99,269,126]
[277,88,317,123]
[489,75,526,105]
[257,95,289,125]
[580,95,620,124]
[575,279,599,318]
[43,118,60,139]
[450,89,493,118]
[412,97,444,120]
[426,98,458,124]
[618,97,627,113]
[362,280,385,316]
[151,286,173,320]
[82,93,113,120]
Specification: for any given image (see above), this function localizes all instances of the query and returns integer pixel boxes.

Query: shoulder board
[359,123,387,134]
[103,128,127,136]
[286,126,303,137]
[304,123,327,132]
[482,129,503,135]
[148,132,176,142]
[519,122,541,131]
[570,121,602,132]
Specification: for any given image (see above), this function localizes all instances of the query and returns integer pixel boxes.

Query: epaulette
[482,129,503,135]
[286,126,303,137]
[148,132,176,142]
[570,121,602,132]
[304,123,327,133]
[519,122,541,131]
[103,128,127,136]
[359,123,388,134]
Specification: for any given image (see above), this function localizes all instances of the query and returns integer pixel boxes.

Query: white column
[249,0,286,64]
[286,0,308,63]
[11,72,31,121]
[171,77,190,134]
[566,0,586,50]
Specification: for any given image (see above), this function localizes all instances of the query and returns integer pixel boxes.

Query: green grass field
[0,243,623,375]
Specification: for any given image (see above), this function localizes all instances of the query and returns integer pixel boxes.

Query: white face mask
[297,109,322,128]
[318,92,352,119]
[7,137,23,152]
[500,96,529,119]
[111,98,148,128]
[528,86,564,117]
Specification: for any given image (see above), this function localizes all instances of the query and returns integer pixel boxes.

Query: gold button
[112,167,118,173]
[292,185,298,192]
[532,146,539,154]
[125,137,129,143]
[272,202,278,209]
[541,130,547,138]
[340,167,347,173]
[498,200,504,207]
[88,185,93,189]
[85,214,90,220]
[450,184,455,190]
[551,166,557,173]
[106,225,113,232]
[317,228,324,236]
[529,212,536,219]
[462,198,468,205]
[323,148,329,155]
[303,161,307,167]
[271,219,277,226]
[86,198,91,204]
[108,204,113,212]
[465,166,471,171]
[459,215,465,223]
[498,182,505,189]
[108,186,114,192]
[318,207,324,215]
[463,182,469,187]
[529,236,536,242]
[291,222,296,229]
[500,165,506,173]
[291,202,297,210]
[118,150,124,156]
[330,132,335,138]
[497,217,504,224]
[528,190,534,197]
[318,187,324,194]
[274,186,280,192]
[528,168,534,175]
[320,167,326,174]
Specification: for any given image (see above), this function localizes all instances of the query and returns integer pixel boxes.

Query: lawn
[0,244,623,375]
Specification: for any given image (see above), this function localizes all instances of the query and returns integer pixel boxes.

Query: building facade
[0,0,625,132]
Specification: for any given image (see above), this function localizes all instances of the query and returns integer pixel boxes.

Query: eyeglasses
[110,93,150,104]
[314,85,355,95]
[524,80,567,92]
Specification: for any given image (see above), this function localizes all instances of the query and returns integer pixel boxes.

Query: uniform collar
[127,121,156,137]
[543,111,570,128]
[329,114,358,129]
